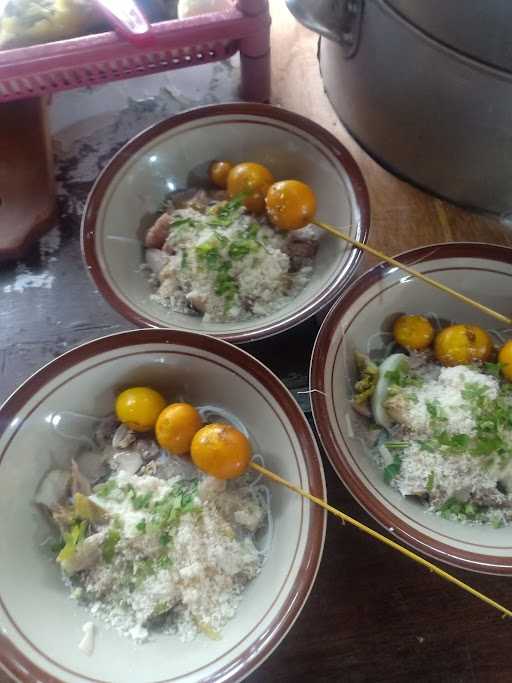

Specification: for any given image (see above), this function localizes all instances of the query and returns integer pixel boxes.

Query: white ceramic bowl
[82,103,370,343]
[0,329,326,682]
[310,242,512,575]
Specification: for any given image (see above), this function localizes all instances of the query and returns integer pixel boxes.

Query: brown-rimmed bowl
[0,329,326,683]
[81,103,370,343]
[310,242,512,575]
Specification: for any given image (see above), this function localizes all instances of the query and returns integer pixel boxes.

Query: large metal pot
[287,0,512,216]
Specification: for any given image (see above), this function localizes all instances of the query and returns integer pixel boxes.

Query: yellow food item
[73,492,107,524]
[265,179,317,231]
[393,314,434,351]
[0,0,102,50]
[434,324,493,366]
[498,340,512,381]
[226,162,274,214]
[209,160,232,189]
[115,387,166,433]
[190,423,251,480]
[155,402,202,455]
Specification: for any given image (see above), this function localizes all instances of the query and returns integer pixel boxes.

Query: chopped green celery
[150,482,200,531]
[384,363,423,388]
[426,471,435,492]
[169,217,194,228]
[228,238,258,260]
[439,498,485,521]
[57,520,88,563]
[384,441,408,449]
[246,223,260,239]
[94,480,117,498]
[102,528,121,564]
[132,492,152,510]
[135,558,157,585]
[383,454,401,484]
[215,268,237,301]
[157,555,172,568]
[461,382,488,402]
[426,400,447,423]
[491,515,504,529]
[195,241,221,267]
[482,362,505,378]
[436,432,470,452]
[159,532,171,546]
[136,519,147,534]
[217,192,247,217]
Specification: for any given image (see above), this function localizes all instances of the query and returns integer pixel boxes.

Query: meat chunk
[285,236,318,272]
[145,213,171,249]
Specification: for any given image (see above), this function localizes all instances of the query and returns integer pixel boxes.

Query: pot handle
[286,0,364,57]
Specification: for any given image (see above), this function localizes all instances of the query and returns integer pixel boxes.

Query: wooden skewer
[250,462,512,619]
[314,219,512,326]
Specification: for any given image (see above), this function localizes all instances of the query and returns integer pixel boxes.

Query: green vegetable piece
[136,519,147,534]
[196,242,221,270]
[353,352,379,405]
[102,529,121,564]
[57,520,88,563]
[228,238,257,260]
[247,223,260,239]
[383,454,402,484]
[461,382,488,403]
[384,441,408,450]
[132,492,152,510]
[152,600,171,617]
[426,471,435,492]
[159,532,171,546]
[384,362,423,389]
[94,480,117,498]
[157,555,172,568]
[436,431,470,452]
[73,493,108,524]
[482,362,505,378]
[426,400,447,423]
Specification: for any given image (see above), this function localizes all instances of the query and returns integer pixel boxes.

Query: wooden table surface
[1,2,512,681]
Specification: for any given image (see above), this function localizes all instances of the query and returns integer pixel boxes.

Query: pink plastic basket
[0,0,271,102]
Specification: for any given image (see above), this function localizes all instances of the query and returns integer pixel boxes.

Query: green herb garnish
[159,532,171,546]
[228,238,258,260]
[215,267,237,302]
[246,223,260,239]
[384,441,409,449]
[101,529,121,564]
[169,217,194,230]
[94,480,117,498]
[426,399,447,423]
[482,362,505,378]
[383,454,402,484]
[385,365,423,388]
[436,431,469,451]
[132,492,152,510]
[426,471,435,492]
[196,242,221,269]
